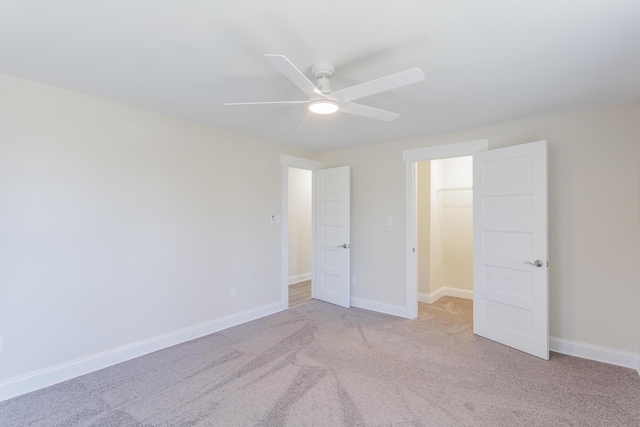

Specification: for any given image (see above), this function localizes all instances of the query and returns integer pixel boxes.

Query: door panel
[473,141,548,359]
[315,166,351,308]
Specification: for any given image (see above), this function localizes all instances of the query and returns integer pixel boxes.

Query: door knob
[524,260,544,267]
[337,243,350,249]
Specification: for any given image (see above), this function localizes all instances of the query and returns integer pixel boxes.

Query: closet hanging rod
[437,186,473,192]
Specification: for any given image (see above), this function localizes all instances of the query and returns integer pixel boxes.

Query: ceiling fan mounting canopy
[224,54,425,123]
[312,61,335,79]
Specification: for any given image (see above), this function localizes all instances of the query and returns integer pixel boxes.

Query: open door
[473,141,549,359]
[314,166,351,308]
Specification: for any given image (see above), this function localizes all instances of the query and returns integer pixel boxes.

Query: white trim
[280,154,321,170]
[0,301,283,403]
[280,155,321,312]
[402,139,490,162]
[310,170,317,300]
[288,273,311,285]
[404,159,418,319]
[550,337,640,371]
[403,139,489,320]
[444,287,473,300]
[418,289,444,303]
[350,297,407,318]
[418,287,473,304]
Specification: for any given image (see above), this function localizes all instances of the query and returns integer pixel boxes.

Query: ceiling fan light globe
[309,100,339,115]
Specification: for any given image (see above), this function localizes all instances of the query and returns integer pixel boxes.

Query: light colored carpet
[288,280,312,307]
[2,297,640,426]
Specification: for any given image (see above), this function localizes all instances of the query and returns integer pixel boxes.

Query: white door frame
[402,140,489,319]
[280,155,322,311]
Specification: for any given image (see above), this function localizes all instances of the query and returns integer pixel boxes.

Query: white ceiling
[1,1,639,151]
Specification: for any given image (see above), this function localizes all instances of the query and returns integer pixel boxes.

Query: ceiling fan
[224,54,425,123]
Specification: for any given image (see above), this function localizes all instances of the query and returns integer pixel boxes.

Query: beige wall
[287,167,312,281]
[417,162,430,294]
[428,160,445,293]
[321,103,640,354]
[0,73,315,383]
[436,157,473,291]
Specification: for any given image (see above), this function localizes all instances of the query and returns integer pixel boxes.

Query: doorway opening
[280,154,321,311]
[288,167,313,307]
[416,156,474,305]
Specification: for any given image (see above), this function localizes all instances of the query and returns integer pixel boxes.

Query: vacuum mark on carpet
[257,365,328,426]
[184,349,244,381]
[335,376,366,426]
[197,322,318,399]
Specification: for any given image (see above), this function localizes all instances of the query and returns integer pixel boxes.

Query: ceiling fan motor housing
[313,61,335,94]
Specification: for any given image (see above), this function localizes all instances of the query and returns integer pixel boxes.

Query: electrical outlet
[231,288,237,298]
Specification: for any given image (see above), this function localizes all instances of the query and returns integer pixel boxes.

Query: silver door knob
[524,260,544,267]
[337,243,350,249]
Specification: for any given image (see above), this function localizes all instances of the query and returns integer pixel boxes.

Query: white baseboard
[550,336,640,371]
[418,287,473,304]
[350,297,407,318]
[0,301,283,403]
[288,273,311,285]
[418,288,444,303]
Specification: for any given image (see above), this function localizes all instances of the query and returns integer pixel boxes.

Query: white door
[314,166,351,308]
[473,141,548,359]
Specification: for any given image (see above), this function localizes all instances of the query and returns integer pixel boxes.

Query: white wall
[0,73,315,393]
[320,103,640,356]
[287,168,312,283]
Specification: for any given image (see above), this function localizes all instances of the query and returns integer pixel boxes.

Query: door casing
[280,155,321,311]
[403,140,490,319]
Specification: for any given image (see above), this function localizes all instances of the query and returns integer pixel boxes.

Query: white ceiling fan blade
[339,102,399,121]
[224,100,309,106]
[331,68,425,103]
[297,111,312,130]
[264,54,323,97]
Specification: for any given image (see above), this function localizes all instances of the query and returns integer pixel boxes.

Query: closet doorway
[417,156,474,303]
